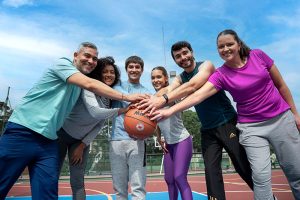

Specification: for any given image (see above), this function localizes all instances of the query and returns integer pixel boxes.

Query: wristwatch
[162,94,169,104]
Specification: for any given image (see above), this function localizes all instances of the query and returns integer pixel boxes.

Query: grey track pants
[237,110,300,200]
[109,140,146,200]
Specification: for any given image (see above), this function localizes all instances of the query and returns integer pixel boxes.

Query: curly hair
[87,56,120,87]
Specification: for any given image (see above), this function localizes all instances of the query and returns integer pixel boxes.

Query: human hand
[294,113,300,131]
[71,143,86,165]
[150,108,172,122]
[138,95,166,115]
[157,137,168,154]
[124,93,150,103]
[118,103,138,115]
[129,103,138,109]
[118,107,128,115]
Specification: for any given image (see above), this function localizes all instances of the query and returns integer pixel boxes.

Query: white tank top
[158,104,190,144]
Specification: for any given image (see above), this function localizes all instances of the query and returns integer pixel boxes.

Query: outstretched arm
[164,61,215,103]
[138,75,182,112]
[269,64,300,129]
[82,90,119,120]
[151,81,218,121]
[67,72,147,102]
[139,61,215,113]
[156,76,182,96]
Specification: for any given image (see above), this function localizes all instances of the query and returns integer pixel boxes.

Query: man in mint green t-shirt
[0,42,145,200]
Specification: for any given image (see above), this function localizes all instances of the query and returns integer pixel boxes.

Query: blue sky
[1,0,300,110]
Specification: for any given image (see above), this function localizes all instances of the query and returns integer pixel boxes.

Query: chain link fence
[60,126,234,177]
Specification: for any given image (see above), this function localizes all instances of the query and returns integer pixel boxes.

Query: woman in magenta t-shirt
[152,29,300,200]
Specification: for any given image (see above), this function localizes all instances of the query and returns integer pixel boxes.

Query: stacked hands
[125,94,171,152]
[120,94,170,142]
[125,93,150,103]
[137,95,171,122]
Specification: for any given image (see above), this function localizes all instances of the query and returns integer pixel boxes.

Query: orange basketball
[124,108,157,140]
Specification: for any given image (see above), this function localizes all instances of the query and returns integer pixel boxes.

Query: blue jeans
[0,122,59,200]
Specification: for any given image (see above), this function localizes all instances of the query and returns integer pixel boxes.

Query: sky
[0,0,300,110]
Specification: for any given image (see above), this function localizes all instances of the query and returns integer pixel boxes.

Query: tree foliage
[182,110,202,152]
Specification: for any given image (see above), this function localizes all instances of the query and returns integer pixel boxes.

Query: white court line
[226,190,291,193]
[9,185,113,200]
[59,186,113,200]
[272,183,289,186]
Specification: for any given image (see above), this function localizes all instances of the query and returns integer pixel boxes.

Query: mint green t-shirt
[9,57,81,140]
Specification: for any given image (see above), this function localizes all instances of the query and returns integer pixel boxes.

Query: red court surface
[8,169,293,200]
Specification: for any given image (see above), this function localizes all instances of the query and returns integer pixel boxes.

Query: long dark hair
[151,66,169,86]
[217,29,251,61]
[88,56,120,87]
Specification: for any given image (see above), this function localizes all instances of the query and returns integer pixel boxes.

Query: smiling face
[73,47,98,74]
[217,34,241,63]
[101,65,116,86]
[172,47,195,71]
[151,69,168,91]
[126,62,143,83]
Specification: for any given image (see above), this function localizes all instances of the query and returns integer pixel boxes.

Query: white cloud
[1,0,300,110]
[284,73,300,89]
[258,37,300,91]
[2,0,33,8]
[259,36,300,110]
[0,13,75,107]
[260,37,300,59]
[0,32,70,58]
[267,8,300,28]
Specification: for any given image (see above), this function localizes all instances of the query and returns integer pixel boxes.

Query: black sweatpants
[201,117,253,200]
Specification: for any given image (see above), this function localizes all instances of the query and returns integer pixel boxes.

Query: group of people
[0,43,146,200]
[143,30,300,200]
[0,29,299,200]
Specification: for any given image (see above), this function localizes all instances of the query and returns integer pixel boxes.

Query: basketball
[124,108,157,139]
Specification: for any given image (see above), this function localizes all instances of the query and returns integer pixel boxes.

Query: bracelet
[162,94,169,104]
[121,93,124,101]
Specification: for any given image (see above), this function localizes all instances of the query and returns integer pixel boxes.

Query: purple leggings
[164,136,193,200]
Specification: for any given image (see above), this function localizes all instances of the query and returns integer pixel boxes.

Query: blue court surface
[6,191,207,200]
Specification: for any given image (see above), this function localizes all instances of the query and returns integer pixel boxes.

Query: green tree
[182,110,202,152]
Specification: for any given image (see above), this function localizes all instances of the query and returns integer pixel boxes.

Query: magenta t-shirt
[209,49,290,123]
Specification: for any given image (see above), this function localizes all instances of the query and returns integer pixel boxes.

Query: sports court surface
[6,170,293,200]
